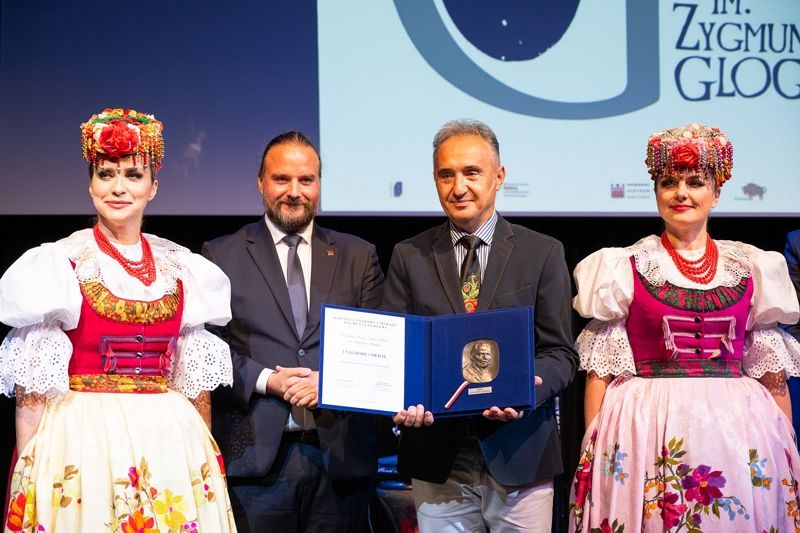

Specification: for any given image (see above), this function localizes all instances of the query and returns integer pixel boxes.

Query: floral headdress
[80,108,165,170]
[645,123,733,188]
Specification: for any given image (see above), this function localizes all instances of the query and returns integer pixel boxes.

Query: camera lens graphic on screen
[442,1,579,62]
[394,1,659,119]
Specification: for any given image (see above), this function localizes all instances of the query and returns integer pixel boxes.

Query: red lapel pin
[326,248,335,256]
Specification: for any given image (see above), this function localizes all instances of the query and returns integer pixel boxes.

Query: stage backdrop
[318,1,800,215]
[1,0,798,216]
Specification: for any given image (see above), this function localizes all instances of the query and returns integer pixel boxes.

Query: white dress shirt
[255,216,315,430]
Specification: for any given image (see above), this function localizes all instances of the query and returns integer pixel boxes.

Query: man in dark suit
[203,132,384,533]
[385,120,578,532]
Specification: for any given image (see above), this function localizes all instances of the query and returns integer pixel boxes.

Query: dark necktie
[459,235,482,313]
[283,234,308,337]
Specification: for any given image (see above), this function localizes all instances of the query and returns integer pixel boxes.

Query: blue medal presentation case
[319,305,535,416]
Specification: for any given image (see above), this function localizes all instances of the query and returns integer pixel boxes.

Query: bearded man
[203,131,384,533]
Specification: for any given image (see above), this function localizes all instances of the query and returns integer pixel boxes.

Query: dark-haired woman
[569,124,800,532]
[1,108,236,532]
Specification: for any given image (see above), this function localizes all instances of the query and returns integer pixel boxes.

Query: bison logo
[741,183,767,200]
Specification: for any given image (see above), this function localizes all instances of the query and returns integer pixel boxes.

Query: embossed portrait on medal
[461,340,499,383]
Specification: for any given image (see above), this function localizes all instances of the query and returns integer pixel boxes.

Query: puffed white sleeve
[743,250,800,378]
[169,251,233,398]
[0,244,81,397]
[573,247,634,321]
[573,248,637,377]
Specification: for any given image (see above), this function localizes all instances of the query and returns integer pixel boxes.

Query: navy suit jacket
[202,219,384,479]
[382,216,578,486]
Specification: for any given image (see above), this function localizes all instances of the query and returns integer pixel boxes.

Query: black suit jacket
[785,230,800,342]
[202,219,384,479]
[382,216,578,486]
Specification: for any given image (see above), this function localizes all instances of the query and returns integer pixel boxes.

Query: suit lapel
[477,216,513,311]
[432,223,464,314]
[306,225,338,343]
[245,221,297,337]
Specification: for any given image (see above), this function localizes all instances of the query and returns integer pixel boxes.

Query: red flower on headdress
[671,143,700,169]
[98,120,140,158]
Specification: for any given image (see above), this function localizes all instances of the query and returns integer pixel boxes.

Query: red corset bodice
[626,257,753,377]
[66,280,184,377]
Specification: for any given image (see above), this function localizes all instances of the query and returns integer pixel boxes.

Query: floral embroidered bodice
[66,281,184,377]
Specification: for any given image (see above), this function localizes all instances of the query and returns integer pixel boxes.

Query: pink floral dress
[569,236,800,533]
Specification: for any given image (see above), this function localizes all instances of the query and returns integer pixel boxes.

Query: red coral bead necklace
[660,231,718,285]
[93,223,156,286]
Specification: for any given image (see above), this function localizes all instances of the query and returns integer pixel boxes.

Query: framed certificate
[318,305,535,416]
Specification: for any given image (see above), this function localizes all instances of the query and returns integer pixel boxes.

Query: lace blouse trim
[170,327,233,398]
[744,327,800,379]
[63,229,187,292]
[629,237,755,289]
[577,318,637,378]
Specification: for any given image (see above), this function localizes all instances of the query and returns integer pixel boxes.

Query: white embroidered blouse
[572,235,800,378]
[0,228,233,398]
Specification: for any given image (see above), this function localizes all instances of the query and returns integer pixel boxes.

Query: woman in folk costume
[1,108,237,532]
[568,123,800,532]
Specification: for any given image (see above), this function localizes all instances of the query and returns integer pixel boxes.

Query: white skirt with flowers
[4,389,236,533]
[568,375,800,533]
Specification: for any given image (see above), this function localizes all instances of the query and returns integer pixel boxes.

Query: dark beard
[266,199,316,234]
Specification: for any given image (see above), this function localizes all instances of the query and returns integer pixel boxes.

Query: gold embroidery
[69,374,168,393]
[80,280,180,324]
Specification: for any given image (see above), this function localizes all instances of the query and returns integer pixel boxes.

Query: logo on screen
[391,181,403,197]
[394,1,659,119]
[672,1,800,101]
[741,183,767,200]
[609,182,652,200]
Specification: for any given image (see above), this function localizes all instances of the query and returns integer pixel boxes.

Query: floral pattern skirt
[569,375,800,533]
[5,390,236,533]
